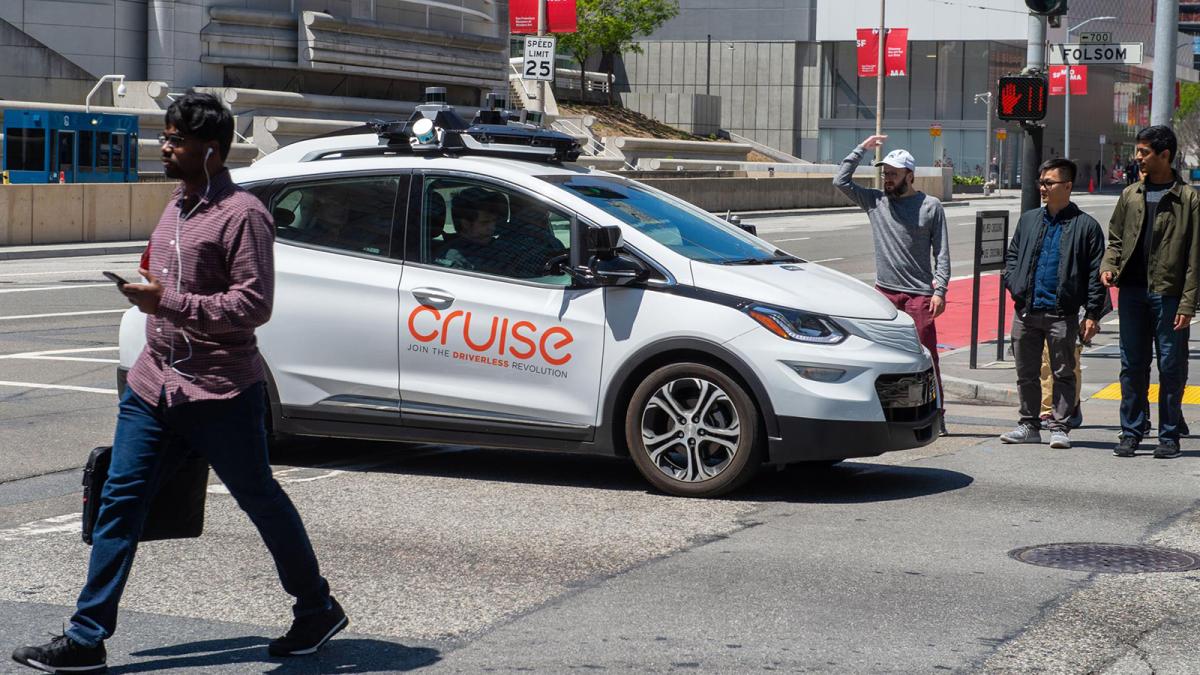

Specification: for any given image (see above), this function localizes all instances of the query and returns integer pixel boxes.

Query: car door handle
[411,288,455,308]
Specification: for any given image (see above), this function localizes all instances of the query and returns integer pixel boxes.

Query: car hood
[690,261,898,320]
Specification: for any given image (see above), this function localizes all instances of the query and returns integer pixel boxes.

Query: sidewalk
[0,240,147,261]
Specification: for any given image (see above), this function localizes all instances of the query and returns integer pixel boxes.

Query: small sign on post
[970,210,1010,369]
[522,36,557,82]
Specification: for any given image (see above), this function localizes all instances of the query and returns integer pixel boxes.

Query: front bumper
[768,404,939,464]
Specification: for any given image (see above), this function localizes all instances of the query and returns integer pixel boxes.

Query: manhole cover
[1009,543,1200,574]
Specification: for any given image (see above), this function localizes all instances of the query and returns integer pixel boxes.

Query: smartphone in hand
[102,271,128,289]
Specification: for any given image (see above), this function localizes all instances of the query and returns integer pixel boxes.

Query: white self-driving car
[119,102,938,497]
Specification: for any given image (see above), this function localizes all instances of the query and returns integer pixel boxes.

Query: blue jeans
[1118,288,1190,442]
[67,382,330,647]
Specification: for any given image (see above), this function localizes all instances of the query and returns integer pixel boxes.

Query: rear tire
[625,362,762,497]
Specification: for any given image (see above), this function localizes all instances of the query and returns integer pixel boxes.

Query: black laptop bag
[82,445,209,545]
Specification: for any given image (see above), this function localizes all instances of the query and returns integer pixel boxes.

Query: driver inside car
[435,187,556,278]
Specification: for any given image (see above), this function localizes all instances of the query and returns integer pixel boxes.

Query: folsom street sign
[1050,43,1144,65]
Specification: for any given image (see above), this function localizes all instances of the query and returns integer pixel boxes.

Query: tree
[569,0,679,106]
[556,1,606,103]
[1174,81,1200,168]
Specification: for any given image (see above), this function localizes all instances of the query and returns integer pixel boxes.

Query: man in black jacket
[1001,158,1106,448]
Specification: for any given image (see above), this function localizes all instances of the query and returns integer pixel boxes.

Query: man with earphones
[13,93,346,675]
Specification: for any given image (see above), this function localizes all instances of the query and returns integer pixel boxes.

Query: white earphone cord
[168,147,214,382]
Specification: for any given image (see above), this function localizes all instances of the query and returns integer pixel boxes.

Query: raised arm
[833,135,886,210]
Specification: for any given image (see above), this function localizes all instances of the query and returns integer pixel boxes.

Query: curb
[942,374,1020,406]
[0,243,147,261]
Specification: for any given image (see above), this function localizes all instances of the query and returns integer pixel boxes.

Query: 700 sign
[523,36,556,82]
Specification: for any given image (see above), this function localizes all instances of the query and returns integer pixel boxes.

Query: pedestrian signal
[996,75,1048,122]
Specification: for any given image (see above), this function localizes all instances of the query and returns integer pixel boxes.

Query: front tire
[625,362,762,497]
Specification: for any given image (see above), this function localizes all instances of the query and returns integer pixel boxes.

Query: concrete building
[0,0,510,168]
[615,0,1196,181]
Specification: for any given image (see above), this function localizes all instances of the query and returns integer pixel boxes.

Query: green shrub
[953,175,985,186]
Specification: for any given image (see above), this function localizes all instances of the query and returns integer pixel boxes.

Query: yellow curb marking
[1091,382,1200,405]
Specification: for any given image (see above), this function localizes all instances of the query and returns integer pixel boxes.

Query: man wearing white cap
[835,135,951,435]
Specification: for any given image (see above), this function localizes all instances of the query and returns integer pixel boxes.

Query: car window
[541,174,785,264]
[418,176,572,285]
[271,176,401,257]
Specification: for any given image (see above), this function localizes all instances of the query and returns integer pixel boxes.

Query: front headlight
[743,304,847,344]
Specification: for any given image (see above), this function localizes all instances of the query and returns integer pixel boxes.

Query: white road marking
[0,267,135,278]
[0,309,126,321]
[809,257,845,264]
[0,347,121,364]
[0,347,119,359]
[14,356,121,364]
[0,381,117,395]
[771,237,811,242]
[0,513,82,542]
[0,283,111,294]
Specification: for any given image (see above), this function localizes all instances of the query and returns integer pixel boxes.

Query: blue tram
[2,110,139,184]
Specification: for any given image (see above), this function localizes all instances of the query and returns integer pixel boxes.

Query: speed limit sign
[522,36,556,81]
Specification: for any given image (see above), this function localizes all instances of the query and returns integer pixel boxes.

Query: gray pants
[1012,310,1079,432]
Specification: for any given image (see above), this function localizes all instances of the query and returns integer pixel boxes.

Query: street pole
[1064,62,1071,159]
[1021,12,1047,214]
[706,34,711,96]
[975,92,993,194]
[536,0,547,123]
[875,0,886,189]
[984,93,993,186]
[1152,0,1179,126]
[999,134,1005,195]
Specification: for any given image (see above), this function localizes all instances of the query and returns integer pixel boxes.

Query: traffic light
[1025,0,1067,25]
[996,75,1049,122]
[1024,0,1067,15]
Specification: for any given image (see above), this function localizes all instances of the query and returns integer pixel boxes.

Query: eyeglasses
[1038,179,1069,188]
[157,133,187,148]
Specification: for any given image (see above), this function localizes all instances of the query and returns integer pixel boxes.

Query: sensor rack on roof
[366,102,582,164]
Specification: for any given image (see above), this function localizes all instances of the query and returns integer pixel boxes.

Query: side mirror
[587,224,623,259]
[590,253,650,286]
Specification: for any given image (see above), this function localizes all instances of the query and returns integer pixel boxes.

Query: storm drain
[1009,543,1200,574]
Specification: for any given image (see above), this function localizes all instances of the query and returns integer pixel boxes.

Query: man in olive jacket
[1101,125,1200,459]
[1002,158,1106,448]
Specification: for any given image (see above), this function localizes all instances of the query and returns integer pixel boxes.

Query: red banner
[885,28,908,77]
[856,28,879,77]
[1049,65,1087,96]
[511,0,577,34]
[857,28,907,77]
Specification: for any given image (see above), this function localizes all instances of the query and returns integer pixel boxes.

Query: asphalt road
[4,193,1199,674]
[748,192,1120,285]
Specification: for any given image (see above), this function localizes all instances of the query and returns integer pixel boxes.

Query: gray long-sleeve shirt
[834,145,950,298]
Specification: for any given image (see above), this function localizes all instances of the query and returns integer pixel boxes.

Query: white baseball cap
[875,149,916,171]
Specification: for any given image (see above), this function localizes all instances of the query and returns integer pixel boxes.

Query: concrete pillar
[147,0,175,84]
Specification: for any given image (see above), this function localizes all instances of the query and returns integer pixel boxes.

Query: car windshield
[540,174,793,264]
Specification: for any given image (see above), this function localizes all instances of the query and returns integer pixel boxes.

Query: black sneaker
[1113,436,1139,458]
[268,597,348,657]
[12,634,106,673]
[1154,440,1183,459]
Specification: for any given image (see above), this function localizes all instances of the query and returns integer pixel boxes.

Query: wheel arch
[598,338,780,460]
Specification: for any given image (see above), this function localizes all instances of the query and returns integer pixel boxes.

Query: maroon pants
[875,286,943,409]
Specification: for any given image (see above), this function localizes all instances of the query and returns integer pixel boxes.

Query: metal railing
[552,117,634,170]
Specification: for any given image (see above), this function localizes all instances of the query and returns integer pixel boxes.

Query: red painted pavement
[932,274,1117,352]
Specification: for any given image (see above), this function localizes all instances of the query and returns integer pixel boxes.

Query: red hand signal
[1001,83,1022,115]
